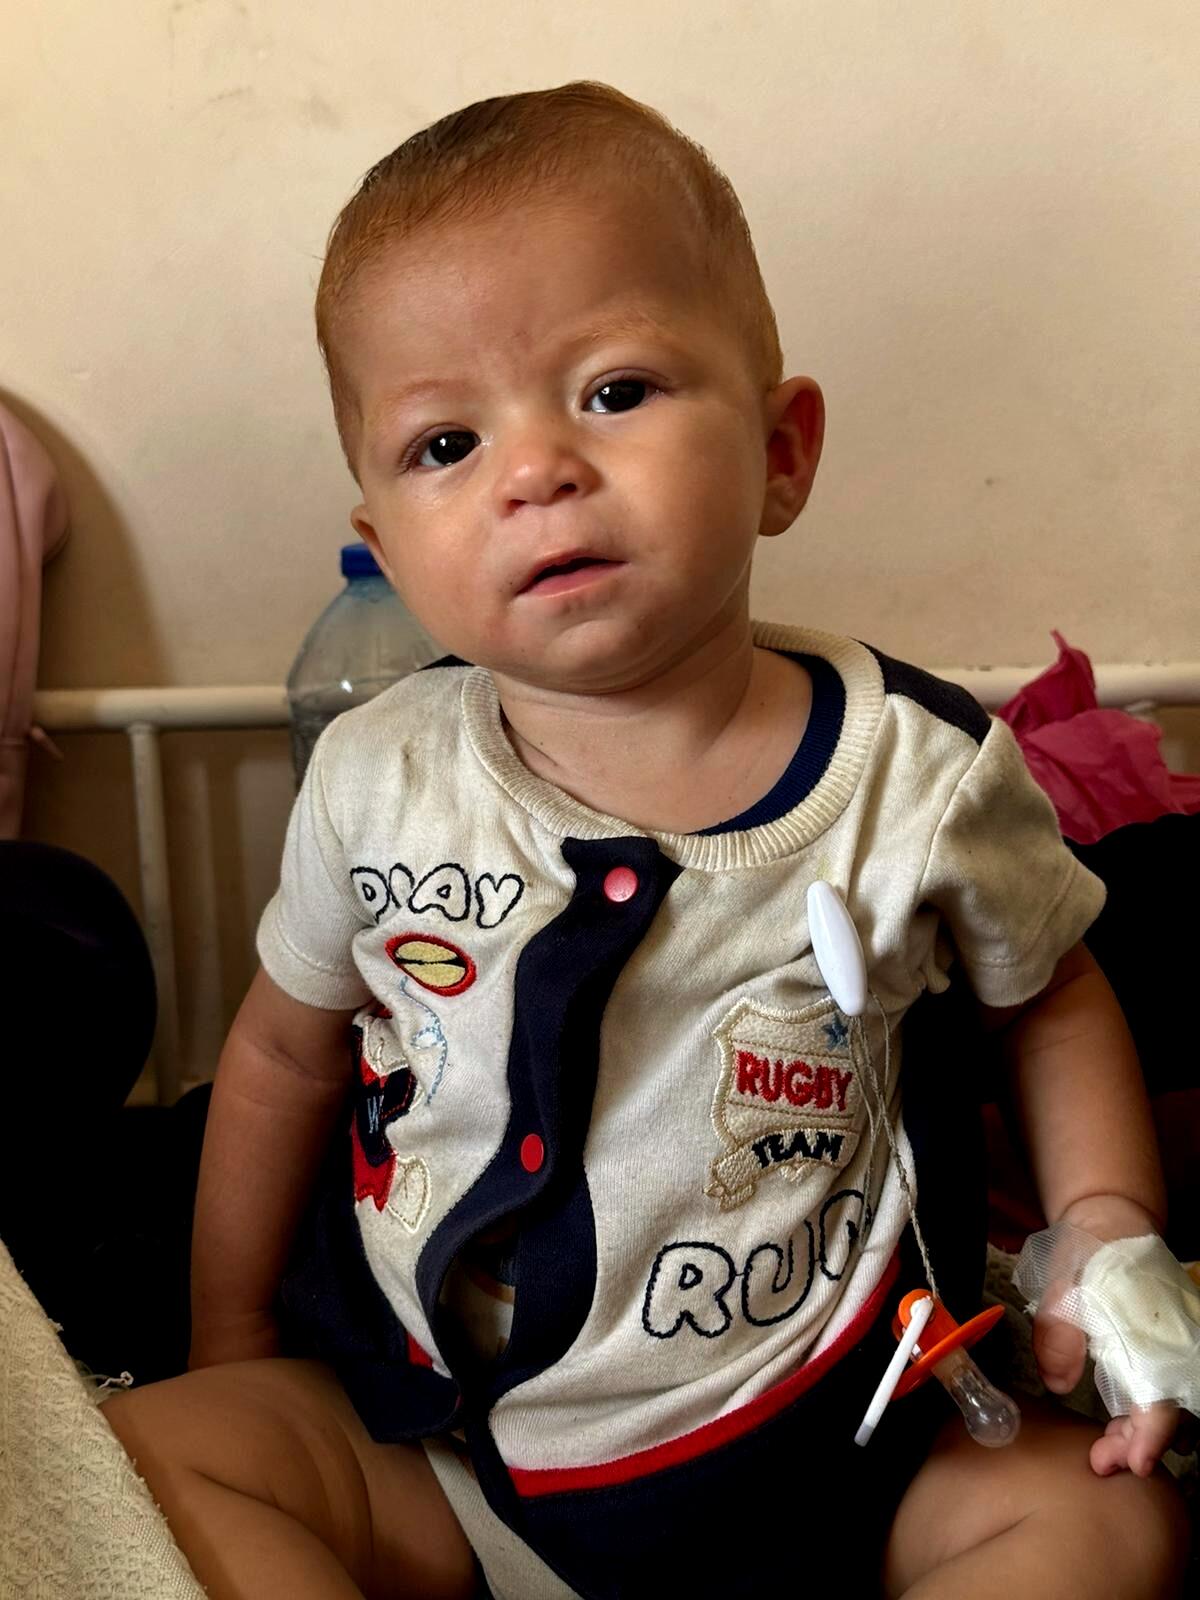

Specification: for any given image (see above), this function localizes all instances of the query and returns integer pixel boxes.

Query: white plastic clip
[807,880,868,1018]
[854,1294,933,1446]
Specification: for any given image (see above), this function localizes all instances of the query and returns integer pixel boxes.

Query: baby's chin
[490,609,752,701]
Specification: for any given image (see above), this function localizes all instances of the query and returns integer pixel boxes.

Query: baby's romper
[265,624,1104,1599]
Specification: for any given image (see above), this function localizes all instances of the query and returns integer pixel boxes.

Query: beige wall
[9,1,1198,1083]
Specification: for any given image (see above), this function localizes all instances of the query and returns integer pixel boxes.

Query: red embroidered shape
[734,1050,853,1111]
[385,932,477,995]
[350,1049,417,1210]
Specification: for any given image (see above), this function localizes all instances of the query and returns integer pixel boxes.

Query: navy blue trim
[697,653,845,835]
[421,653,471,671]
[866,646,991,745]
[410,835,681,1544]
[416,836,681,1387]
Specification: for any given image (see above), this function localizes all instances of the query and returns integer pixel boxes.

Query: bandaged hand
[1015,1214,1199,1478]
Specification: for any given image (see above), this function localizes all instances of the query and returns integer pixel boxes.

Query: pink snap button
[519,1133,545,1173]
[602,866,639,903]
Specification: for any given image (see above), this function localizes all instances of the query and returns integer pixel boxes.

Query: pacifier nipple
[929,1345,1022,1447]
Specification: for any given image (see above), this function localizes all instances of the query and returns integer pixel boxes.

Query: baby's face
[344,185,790,694]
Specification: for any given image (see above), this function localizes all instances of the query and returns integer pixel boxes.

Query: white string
[857,993,939,1302]
[856,1029,881,1236]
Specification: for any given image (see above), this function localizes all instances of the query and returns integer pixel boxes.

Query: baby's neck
[493,627,813,834]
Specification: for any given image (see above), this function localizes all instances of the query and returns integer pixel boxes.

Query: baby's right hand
[189,1307,281,1369]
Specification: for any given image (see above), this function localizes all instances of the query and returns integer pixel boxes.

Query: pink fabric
[0,404,69,839]
[997,632,1200,845]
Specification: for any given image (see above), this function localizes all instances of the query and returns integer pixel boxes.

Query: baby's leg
[103,1359,476,1600]
[882,1397,1190,1599]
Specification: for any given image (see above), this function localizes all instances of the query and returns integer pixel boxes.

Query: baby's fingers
[1091,1415,1135,1476]
[1090,1405,1178,1477]
[1126,1403,1181,1476]
[1031,1309,1087,1394]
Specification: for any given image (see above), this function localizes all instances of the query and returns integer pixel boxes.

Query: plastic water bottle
[287,543,440,785]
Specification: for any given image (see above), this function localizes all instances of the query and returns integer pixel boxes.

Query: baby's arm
[189,967,358,1369]
[987,940,1178,1475]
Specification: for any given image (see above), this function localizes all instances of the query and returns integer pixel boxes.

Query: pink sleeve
[0,402,69,838]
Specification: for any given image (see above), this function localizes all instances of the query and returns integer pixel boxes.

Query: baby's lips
[517,549,616,593]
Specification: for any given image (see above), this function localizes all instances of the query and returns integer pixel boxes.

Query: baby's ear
[350,503,395,586]
[759,377,824,538]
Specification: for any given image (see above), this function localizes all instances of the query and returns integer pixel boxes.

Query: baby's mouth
[520,555,622,596]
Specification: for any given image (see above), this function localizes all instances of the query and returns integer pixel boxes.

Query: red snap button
[519,1133,545,1173]
[602,866,639,903]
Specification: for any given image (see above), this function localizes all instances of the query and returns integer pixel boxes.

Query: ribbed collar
[459,622,884,871]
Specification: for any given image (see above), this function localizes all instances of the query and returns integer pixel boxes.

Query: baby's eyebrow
[364,380,451,432]
[559,310,678,353]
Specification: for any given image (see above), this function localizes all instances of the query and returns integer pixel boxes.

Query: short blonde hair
[315,81,784,477]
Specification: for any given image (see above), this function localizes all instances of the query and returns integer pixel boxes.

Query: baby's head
[317,83,784,473]
[315,82,823,693]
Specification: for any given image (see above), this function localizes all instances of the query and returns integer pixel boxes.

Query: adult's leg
[104,1358,477,1600]
[882,1398,1190,1599]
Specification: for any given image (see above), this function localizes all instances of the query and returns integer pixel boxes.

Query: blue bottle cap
[340,542,382,578]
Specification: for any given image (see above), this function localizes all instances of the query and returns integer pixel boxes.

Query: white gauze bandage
[1013,1224,1200,1419]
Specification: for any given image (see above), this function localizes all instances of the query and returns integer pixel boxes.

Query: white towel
[0,1239,205,1598]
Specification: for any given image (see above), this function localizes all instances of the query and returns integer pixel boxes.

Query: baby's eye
[585,379,650,414]
[416,430,478,469]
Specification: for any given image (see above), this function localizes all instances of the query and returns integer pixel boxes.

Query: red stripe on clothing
[510,1248,900,1497]
[406,1332,434,1369]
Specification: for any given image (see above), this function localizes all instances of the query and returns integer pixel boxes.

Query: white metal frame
[32,664,1200,1103]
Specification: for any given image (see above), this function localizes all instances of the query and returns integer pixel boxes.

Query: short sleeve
[256,736,372,1010]
[918,716,1106,1007]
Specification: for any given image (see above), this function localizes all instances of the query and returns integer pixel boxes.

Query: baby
[106,83,1190,1599]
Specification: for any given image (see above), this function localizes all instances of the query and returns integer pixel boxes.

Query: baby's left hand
[1030,1191,1198,1478]
[1088,1402,1184,1477]
[1033,1308,1186,1474]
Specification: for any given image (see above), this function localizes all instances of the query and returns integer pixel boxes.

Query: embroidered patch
[385,932,477,995]
[707,997,861,1211]
[350,1009,417,1211]
[386,1155,432,1232]
[348,860,527,928]
[350,1008,434,1229]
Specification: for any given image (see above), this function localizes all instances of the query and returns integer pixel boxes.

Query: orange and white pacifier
[855,1290,1020,1448]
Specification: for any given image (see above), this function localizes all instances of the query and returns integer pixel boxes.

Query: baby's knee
[102,1382,174,1470]
[1017,1409,1191,1597]
[103,1362,318,1491]
[1076,1466,1191,1597]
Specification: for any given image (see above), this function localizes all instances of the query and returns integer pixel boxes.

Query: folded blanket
[0,1239,205,1598]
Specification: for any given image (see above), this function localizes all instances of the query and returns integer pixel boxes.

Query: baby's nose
[495,434,599,512]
